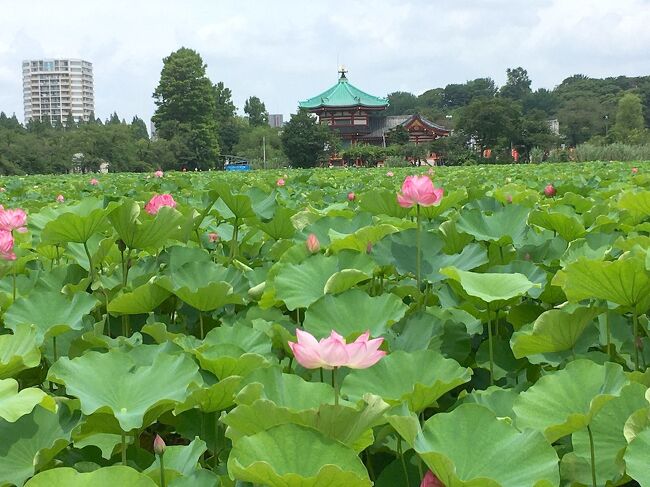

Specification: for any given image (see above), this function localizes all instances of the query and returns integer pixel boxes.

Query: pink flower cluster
[0,206,27,261]
[397,175,444,208]
[288,329,385,370]
[145,194,177,215]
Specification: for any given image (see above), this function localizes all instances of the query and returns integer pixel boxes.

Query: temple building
[298,68,450,148]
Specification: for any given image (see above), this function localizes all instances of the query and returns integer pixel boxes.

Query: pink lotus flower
[0,208,27,233]
[277,178,286,187]
[56,194,65,203]
[0,231,16,260]
[544,184,556,197]
[632,167,639,174]
[90,178,99,186]
[506,194,513,204]
[208,232,219,243]
[347,192,356,201]
[421,470,445,487]
[386,171,394,177]
[288,329,385,370]
[153,434,166,455]
[397,175,444,208]
[145,194,177,215]
[154,170,164,178]
[306,233,320,253]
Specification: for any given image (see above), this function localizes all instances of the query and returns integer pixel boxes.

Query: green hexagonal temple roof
[299,70,389,109]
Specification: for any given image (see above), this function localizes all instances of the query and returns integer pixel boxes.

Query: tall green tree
[281,110,334,168]
[456,97,521,151]
[130,116,149,140]
[613,93,646,143]
[152,47,220,169]
[244,96,268,127]
[213,81,240,154]
[500,67,532,101]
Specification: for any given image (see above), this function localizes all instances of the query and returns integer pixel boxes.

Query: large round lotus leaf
[0,405,80,487]
[48,349,202,432]
[460,386,518,420]
[618,189,650,220]
[529,207,586,242]
[259,206,297,240]
[108,199,184,250]
[144,437,206,483]
[24,466,157,487]
[274,254,339,310]
[553,254,650,312]
[4,291,98,339]
[0,378,56,422]
[562,382,648,486]
[412,404,559,487]
[510,306,599,358]
[328,224,399,254]
[228,423,372,487]
[489,260,547,298]
[0,324,41,379]
[513,360,629,442]
[441,267,538,303]
[323,269,372,294]
[108,281,171,315]
[41,198,107,244]
[304,289,408,338]
[167,469,220,487]
[72,412,130,459]
[341,350,472,412]
[359,189,410,218]
[211,181,257,219]
[456,205,530,246]
[174,375,242,414]
[624,427,650,485]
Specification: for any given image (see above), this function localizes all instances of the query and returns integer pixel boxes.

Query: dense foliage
[0,163,649,486]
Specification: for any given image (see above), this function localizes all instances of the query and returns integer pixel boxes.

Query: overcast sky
[1,0,649,126]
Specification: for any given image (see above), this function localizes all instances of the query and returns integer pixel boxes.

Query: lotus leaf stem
[52,336,57,363]
[121,430,127,465]
[83,240,95,283]
[487,303,494,385]
[229,217,239,262]
[11,263,16,303]
[416,204,422,291]
[633,310,640,371]
[331,369,339,406]
[159,451,166,487]
[397,436,410,485]
[605,309,612,360]
[587,425,597,487]
[199,312,204,340]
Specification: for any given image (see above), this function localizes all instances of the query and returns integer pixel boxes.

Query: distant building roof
[299,69,389,109]
[364,113,450,140]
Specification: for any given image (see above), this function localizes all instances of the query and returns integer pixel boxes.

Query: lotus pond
[1,162,650,487]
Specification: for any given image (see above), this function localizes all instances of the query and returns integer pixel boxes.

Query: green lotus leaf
[624,427,650,485]
[460,386,518,420]
[411,404,559,487]
[529,207,586,242]
[41,198,107,244]
[304,289,408,338]
[341,350,472,412]
[512,360,629,442]
[72,412,130,459]
[441,267,538,303]
[174,376,242,414]
[228,424,372,487]
[489,260,547,298]
[560,235,611,267]
[456,204,530,246]
[168,469,221,487]
[108,281,171,315]
[563,382,647,486]
[510,306,599,358]
[48,349,202,432]
[618,189,650,221]
[0,378,55,422]
[211,182,257,219]
[4,291,98,339]
[108,199,184,250]
[259,206,296,240]
[323,269,372,294]
[0,325,41,379]
[25,466,157,487]
[0,404,80,487]
[144,437,206,483]
[328,223,400,253]
[274,254,339,310]
[359,189,409,218]
[553,254,650,312]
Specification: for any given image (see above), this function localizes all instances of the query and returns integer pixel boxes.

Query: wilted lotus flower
[208,232,219,243]
[153,434,166,455]
[632,167,639,174]
[397,175,444,208]
[154,170,164,178]
[347,192,356,201]
[0,231,16,261]
[56,194,65,203]
[90,178,99,186]
[421,470,445,487]
[306,233,320,253]
[288,329,385,370]
[145,194,177,215]
[0,208,27,233]
[544,184,556,197]
[277,178,286,187]
[386,171,394,177]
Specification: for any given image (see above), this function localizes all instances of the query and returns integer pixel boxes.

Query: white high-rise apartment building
[22,59,94,125]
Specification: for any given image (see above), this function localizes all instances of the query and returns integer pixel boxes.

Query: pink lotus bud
[277,178,286,187]
[306,233,320,253]
[386,171,394,177]
[421,470,445,487]
[397,175,444,208]
[347,192,356,201]
[0,230,16,261]
[543,184,556,197]
[506,194,512,204]
[56,194,65,203]
[208,232,219,243]
[366,241,372,254]
[632,167,639,174]
[153,434,166,455]
[154,170,164,178]
[145,194,176,215]
[90,178,99,186]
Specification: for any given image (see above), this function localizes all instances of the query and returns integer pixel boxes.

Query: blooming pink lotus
[154,170,164,178]
[0,231,15,260]
[288,329,385,370]
[145,194,177,215]
[56,194,65,203]
[421,470,445,487]
[397,175,444,208]
[0,208,27,233]
[208,232,219,243]
[306,233,320,253]
[277,178,286,187]
[90,178,99,186]
[544,184,556,197]
[153,434,166,455]
[386,171,394,177]
[632,167,639,174]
